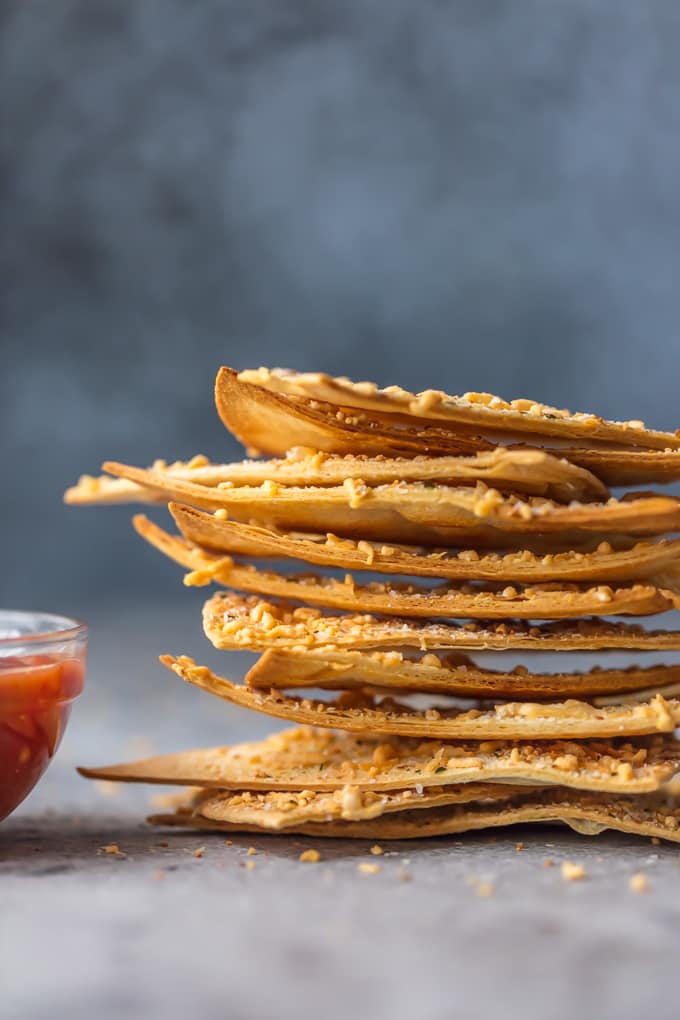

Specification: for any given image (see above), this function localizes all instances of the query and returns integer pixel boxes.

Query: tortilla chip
[163,508,680,584]
[160,654,680,740]
[215,366,493,458]
[78,726,680,795]
[203,591,680,652]
[65,473,162,507]
[239,367,680,452]
[149,788,680,842]
[135,518,680,619]
[561,449,680,488]
[194,782,522,830]
[245,648,680,701]
[204,569,677,620]
[66,447,607,505]
[103,464,680,542]
[218,369,680,485]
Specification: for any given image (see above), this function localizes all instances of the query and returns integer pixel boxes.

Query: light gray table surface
[3,604,680,1020]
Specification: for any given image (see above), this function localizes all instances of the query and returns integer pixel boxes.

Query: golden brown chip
[195,782,520,830]
[561,449,680,488]
[135,518,680,619]
[65,447,607,505]
[162,508,680,584]
[215,366,490,458]
[103,463,680,543]
[149,788,680,843]
[245,648,680,700]
[217,368,680,485]
[130,510,680,620]
[77,726,680,795]
[204,591,680,652]
[160,654,680,740]
[240,367,680,452]
[65,473,162,506]
[154,520,680,620]
[201,568,677,620]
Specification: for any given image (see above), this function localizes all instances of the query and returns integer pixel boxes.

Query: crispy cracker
[64,455,219,506]
[136,518,679,619]
[151,509,680,584]
[245,648,680,700]
[78,726,680,795]
[149,788,680,842]
[195,782,520,830]
[157,518,680,619]
[195,569,678,620]
[66,447,607,505]
[239,367,680,452]
[218,369,680,485]
[161,654,680,740]
[104,464,680,542]
[215,366,491,458]
[151,791,680,840]
[203,591,680,652]
[561,449,680,488]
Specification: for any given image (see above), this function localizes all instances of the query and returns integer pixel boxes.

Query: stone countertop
[2,604,680,1020]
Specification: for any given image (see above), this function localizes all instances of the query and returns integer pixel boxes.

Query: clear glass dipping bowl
[0,611,87,821]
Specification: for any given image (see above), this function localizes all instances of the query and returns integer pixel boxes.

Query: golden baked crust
[199,572,678,621]
[148,509,680,584]
[131,514,680,616]
[215,366,491,458]
[244,647,680,700]
[149,787,680,843]
[102,462,680,543]
[202,591,680,652]
[77,727,680,795]
[194,782,521,829]
[214,368,680,485]
[161,654,680,741]
[64,447,607,505]
[240,367,680,451]
[133,517,680,619]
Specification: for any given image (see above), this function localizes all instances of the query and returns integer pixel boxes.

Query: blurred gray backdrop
[2,0,680,613]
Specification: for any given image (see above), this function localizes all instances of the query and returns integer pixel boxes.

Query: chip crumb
[544,858,555,868]
[476,881,495,898]
[629,872,650,893]
[225,840,233,847]
[100,843,126,858]
[245,860,256,871]
[651,837,661,846]
[358,862,381,874]
[561,861,586,881]
[370,844,384,856]
[247,846,257,856]
[515,842,524,852]
[192,846,206,859]
[299,849,321,863]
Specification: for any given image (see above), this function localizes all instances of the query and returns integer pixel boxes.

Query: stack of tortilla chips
[69,367,680,843]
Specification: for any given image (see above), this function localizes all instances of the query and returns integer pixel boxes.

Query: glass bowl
[0,611,87,821]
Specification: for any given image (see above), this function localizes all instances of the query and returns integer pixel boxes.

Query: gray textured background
[2,0,680,612]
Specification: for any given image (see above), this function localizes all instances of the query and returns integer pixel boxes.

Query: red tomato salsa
[0,654,85,820]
